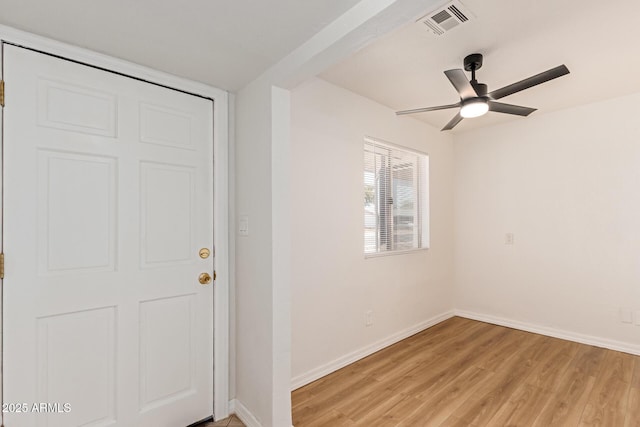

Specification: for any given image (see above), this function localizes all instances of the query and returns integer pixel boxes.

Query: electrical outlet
[505,233,515,245]
[365,310,373,327]
[620,308,633,324]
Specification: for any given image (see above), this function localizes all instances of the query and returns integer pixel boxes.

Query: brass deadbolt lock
[199,248,211,259]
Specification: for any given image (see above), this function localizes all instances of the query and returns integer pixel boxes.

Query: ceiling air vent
[418,0,474,37]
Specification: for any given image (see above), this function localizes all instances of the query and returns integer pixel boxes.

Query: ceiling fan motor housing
[463,53,483,71]
[471,82,488,97]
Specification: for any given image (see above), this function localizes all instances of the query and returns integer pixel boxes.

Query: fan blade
[396,102,460,116]
[488,101,537,116]
[444,69,478,100]
[489,65,570,100]
[442,112,463,131]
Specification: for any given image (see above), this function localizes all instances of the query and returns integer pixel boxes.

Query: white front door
[3,45,214,427]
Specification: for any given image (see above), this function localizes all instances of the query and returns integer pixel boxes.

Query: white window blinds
[364,138,429,255]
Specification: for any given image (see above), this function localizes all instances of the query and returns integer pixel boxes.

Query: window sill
[364,247,429,259]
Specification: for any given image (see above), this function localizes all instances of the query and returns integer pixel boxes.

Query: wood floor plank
[579,378,629,426]
[625,386,640,427]
[487,382,552,426]
[361,394,423,426]
[532,373,595,426]
[292,365,367,409]
[397,366,492,426]
[569,345,608,378]
[405,320,490,361]
[438,415,473,427]
[532,345,605,426]
[399,316,469,346]
[339,318,486,395]
[452,339,545,426]
[578,350,633,427]
[370,357,426,386]
[602,349,636,384]
[335,386,405,423]
[410,328,528,402]
[292,375,378,425]
[633,358,640,389]
[476,328,532,372]
[390,317,482,358]
[524,338,579,392]
[305,409,356,427]
[430,322,499,359]
[290,317,640,427]
[391,326,507,398]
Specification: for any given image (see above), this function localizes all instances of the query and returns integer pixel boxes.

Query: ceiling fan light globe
[460,99,489,118]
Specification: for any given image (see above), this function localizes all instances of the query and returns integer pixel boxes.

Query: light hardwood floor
[207,414,245,427]
[292,317,640,426]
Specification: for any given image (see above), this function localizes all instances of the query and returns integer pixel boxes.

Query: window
[364,138,429,255]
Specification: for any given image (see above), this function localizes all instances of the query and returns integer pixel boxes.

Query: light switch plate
[238,215,249,236]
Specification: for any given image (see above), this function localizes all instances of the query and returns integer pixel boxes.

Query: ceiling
[3,0,640,130]
[321,0,640,133]
[0,0,361,91]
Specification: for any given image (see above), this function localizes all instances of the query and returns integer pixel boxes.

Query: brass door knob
[199,272,212,285]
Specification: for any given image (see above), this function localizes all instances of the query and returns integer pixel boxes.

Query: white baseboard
[290,310,455,390]
[231,399,262,427]
[455,309,640,356]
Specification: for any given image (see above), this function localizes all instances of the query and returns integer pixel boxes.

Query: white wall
[235,80,276,425]
[270,86,293,427]
[454,92,640,351]
[227,93,237,403]
[290,78,455,385]
[234,80,293,427]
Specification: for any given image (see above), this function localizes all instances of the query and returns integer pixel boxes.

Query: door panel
[139,294,196,411]
[39,151,117,274]
[38,306,117,427]
[140,103,194,149]
[37,78,118,137]
[3,45,214,427]
[141,162,195,266]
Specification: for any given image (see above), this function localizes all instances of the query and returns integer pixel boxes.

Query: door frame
[0,25,231,421]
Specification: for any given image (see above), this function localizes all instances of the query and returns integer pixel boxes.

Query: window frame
[363,136,429,258]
